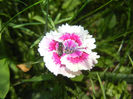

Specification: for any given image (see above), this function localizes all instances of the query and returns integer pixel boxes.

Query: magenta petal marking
[55,42,59,50]
[60,33,82,46]
[64,39,77,48]
[52,52,66,68]
[49,40,57,51]
[52,52,61,64]
[67,52,89,64]
[69,50,83,58]
[71,33,82,46]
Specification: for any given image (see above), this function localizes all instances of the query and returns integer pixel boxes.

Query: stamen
[63,39,78,54]
[64,47,75,54]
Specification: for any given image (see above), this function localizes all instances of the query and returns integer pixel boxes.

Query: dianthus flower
[38,24,100,78]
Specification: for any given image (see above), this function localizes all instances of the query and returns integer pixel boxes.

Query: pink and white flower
[38,24,100,78]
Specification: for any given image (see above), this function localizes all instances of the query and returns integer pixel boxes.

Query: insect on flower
[56,42,64,56]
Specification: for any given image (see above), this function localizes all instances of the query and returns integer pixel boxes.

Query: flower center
[55,39,78,56]
[63,39,77,54]
[64,46,75,54]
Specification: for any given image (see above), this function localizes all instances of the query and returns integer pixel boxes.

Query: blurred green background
[0,0,133,99]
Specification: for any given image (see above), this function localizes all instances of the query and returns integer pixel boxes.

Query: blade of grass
[9,22,43,28]
[126,2,131,29]
[112,63,120,73]
[30,35,43,48]
[99,30,133,43]
[92,95,96,99]
[72,0,113,24]
[65,86,78,97]
[13,73,54,86]
[84,8,111,28]
[90,78,96,95]
[90,72,133,84]
[0,0,45,39]
[97,73,106,99]
[117,40,124,53]
[54,13,61,23]
[69,0,92,24]
[32,15,46,24]
[54,12,72,24]
[16,0,28,6]
[41,0,56,30]
[55,17,72,24]
[44,0,49,33]
[128,54,133,68]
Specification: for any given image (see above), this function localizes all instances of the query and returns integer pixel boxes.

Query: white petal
[61,52,100,72]
[43,52,82,78]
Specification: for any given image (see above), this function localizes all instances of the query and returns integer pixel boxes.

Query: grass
[0,0,133,98]
[97,73,106,99]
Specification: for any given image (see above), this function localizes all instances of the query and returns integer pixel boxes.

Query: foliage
[0,0,133,98]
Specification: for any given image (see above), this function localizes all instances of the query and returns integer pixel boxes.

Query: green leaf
[30,35,43,48]
[71,74,84,82]
[14,73,54,86]
[54,13,61,23]
[22,73,54,82]
[108,14,116,28]
[32,16,46,24]
[0,58,10,99]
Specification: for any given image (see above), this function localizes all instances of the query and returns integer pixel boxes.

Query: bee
[57,42,64,56]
